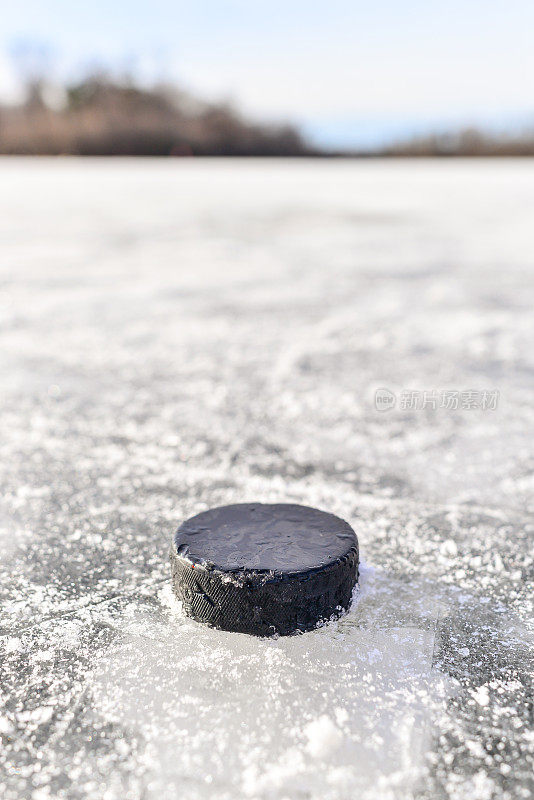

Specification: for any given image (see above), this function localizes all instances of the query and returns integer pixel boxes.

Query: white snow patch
[303,715,344,758]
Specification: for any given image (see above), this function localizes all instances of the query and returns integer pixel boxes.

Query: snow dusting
[0,158,532,800]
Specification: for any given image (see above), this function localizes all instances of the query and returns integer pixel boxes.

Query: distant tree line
[1,75,533,156]
[380,127,534,157]
[0,75,313,156]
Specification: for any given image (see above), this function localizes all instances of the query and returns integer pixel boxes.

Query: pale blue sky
[2,0,533,147]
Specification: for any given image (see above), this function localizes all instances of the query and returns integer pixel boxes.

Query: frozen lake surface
[0,158,532,800]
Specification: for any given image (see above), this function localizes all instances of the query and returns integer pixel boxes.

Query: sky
[1,0,534,148]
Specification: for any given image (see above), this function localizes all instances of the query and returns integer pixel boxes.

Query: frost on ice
[0,160,533,800]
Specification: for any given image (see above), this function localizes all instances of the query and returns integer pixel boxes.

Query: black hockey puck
[170,503,359,636]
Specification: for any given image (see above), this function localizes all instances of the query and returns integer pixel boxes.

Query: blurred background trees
[1,72,533,156]
[0,75,311,156]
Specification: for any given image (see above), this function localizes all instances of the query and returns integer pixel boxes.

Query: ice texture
[0,159,532,800]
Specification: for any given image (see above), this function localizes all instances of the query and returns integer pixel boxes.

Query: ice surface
[0,159,532,800]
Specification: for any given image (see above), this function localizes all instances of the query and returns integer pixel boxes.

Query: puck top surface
[174,503,357,573]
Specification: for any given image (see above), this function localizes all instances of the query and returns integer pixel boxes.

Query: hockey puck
[170,503,359,636]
